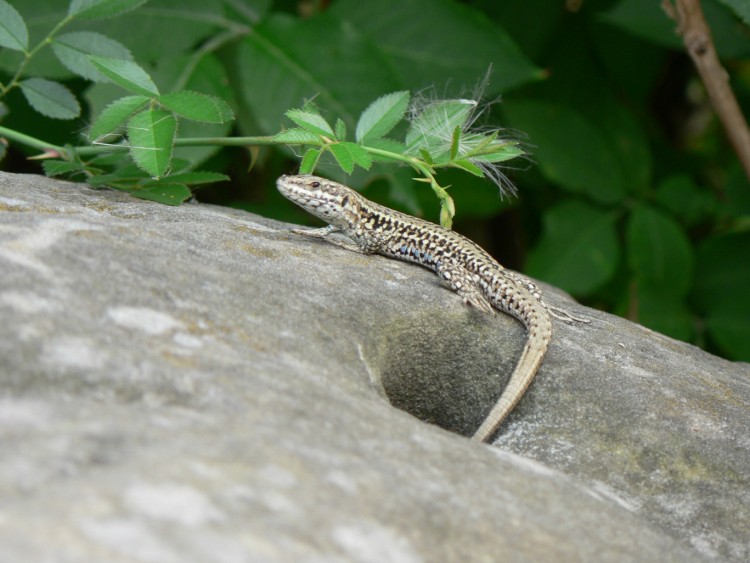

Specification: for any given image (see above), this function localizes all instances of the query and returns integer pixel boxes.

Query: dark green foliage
[0,0,748,360]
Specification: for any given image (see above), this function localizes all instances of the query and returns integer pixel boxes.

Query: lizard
[276,174,588,442]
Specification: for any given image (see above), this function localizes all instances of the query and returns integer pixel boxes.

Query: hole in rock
[370,311,524,437]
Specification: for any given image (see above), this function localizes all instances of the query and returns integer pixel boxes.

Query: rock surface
[1,171,748,562]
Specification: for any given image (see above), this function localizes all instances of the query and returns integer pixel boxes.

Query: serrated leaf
[0,0,28,51]
[42,160,87,177]
[90,56,159,96]
[162,171,228,185]
[52,32,132,82]
[158,90,234,123]
[127,108,177,177]
[19,78,80,120]
[272,128,322,144]
[527,201,619,295]
[285,108,334,138]
[69,0,149,20]
[89,95,149,140]
[355,90,410,143]
[626,204,694,298]
[300,148,321,174]
[133,183,192,205]
[334,118,346,141]
[329,143,355,174]
[329,142,373,173]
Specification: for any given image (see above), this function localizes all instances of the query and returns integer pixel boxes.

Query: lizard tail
[471,312,552,442]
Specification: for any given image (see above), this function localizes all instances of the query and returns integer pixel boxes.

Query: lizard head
[276,174,363,228]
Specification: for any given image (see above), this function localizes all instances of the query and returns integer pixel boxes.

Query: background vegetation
[1,0,749,361]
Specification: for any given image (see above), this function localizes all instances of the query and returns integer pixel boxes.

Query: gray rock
[0,171,745,562]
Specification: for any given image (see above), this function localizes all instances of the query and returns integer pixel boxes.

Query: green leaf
[19,78,80,120]
[162,171,228,185]
[526,201,619,295]
[692,232,750,313]
[42,160,87,177]
[0,0,28,51]
[328,142,373,173]
[626,204,694,298]
[127,108,176,177]
[654,175,717,226]
[90,56,159,96]
[52,31,132,82]
[718,0,750,26]
[602,0,750,58]
[600,0,681,50]
[329,143,355,174]
[69,0,149,20]
[330,0,540,92]
[450,159,484,177]
[133,183,192,205]
[158,90,234,123]
[334,118,346,141]
[355,90,410,143]
[285,108,335,138]
[89,95,150,140]
[632,286,694,342]
[236,13,401,137]
[706,292,750,361]
[449,126,461,161]
[405,99,476,155]
[340,142,372,170]
[299,148,322,174]
[272,128,322,144]
[503,100,627,205]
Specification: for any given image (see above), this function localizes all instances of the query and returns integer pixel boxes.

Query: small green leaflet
[127,108,177,177]
[19,78,80,119]
[299,148,322,174]
[89,95,149,140]
[285,109,334,138]
[90,56,159,96]
[69,0,149,20]
[355,91,410,143]
[52,32,132,82]
[134,183,192,205]
[329,142,372,174]
[0,0,28,51]
[158,91,234,123]
[272,128,322,144]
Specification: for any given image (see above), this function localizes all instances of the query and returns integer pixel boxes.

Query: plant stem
[663,0,750,182]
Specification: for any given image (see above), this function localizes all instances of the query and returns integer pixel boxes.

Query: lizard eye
[311,181,320,188]
[341,195,349,206]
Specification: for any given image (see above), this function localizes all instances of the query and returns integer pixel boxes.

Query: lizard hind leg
[437,265,494,315]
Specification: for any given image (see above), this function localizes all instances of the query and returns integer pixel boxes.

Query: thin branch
[663,0,750,182]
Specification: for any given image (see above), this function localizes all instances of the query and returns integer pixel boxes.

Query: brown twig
[663,0,750,182]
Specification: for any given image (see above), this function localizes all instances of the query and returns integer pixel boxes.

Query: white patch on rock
[123,483,224,527]
[80,518,179,563]
[107,306,182,335]
[331,521,423,563]
[43,336,106,370]
[0,219,100,277]
[0,291,59,314]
